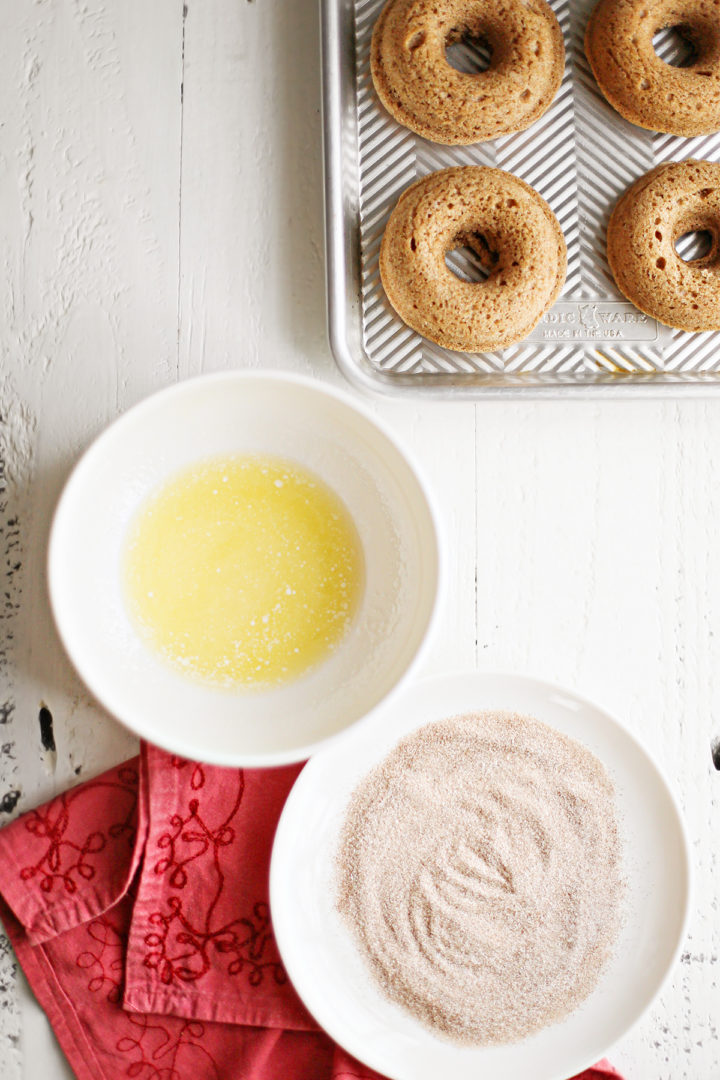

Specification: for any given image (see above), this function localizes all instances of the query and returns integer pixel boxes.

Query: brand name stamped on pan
[528,303,659,342]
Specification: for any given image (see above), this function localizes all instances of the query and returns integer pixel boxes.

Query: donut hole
[445,231,498,283]
[445,245,493,283]
[674,229,714,262]
[652,25,699,68]
[445,26,493,74]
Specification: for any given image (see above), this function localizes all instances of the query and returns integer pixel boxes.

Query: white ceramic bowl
[48,372,442,765]
[271,671,691,1080]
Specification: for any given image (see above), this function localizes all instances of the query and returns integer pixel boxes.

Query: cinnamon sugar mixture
[336,710,623,1044]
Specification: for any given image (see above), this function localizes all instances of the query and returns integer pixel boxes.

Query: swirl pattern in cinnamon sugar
[336,710,624,1045]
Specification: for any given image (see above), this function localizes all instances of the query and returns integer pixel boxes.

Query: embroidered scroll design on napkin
[79,912,222,1080]
[18,765,139,895]
[142,760,287,989]
[77,914,126,1004]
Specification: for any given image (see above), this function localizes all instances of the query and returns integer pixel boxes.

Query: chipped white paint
[0,1,718,1079]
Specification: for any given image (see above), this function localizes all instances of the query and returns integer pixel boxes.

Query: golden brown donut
[607,160,720,332]
[585,0,720,136]
[379,166,567,352]
[371,0,566,144]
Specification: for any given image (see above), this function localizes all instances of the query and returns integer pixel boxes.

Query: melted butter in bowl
[123,454,364,689]
[48,371,440,764]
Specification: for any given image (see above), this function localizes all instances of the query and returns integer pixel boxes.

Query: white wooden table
[0,2,718,1077]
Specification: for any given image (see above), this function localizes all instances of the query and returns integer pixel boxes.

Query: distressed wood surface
[0,1,718,1078]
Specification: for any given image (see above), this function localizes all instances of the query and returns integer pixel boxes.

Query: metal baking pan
[321,0,720,397]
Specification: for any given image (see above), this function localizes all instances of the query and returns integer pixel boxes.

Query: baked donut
[585,0,720,136]
[607,160,720,332]
[371,0,565,144]
[379,166,567,352]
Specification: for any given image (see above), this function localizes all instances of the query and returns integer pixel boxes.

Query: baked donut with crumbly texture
[371,0,565,144]
[585,0,720,136]
[379,166,567,352]
[607,160,720,332]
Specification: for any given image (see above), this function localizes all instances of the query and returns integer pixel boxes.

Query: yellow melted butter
[123,455,364,688]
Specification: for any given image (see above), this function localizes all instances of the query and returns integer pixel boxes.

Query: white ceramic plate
[48,372,442,766]
[270,671,691,1080]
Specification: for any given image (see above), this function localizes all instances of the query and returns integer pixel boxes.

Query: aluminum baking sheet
[321,0,720,396]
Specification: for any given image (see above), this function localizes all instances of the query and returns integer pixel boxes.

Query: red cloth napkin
[0,747,623,1080]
